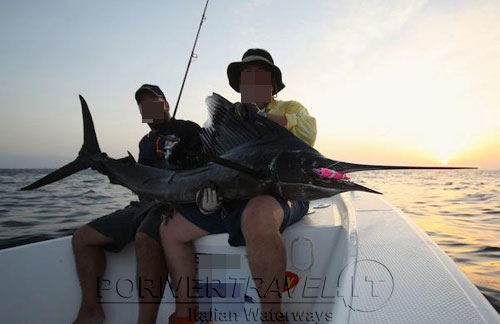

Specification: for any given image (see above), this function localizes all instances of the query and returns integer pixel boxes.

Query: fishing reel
[155,135,180,160]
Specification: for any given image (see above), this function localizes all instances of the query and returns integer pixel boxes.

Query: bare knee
[160,212,180,243]
[135,232,161,253]
[72,228,83,252]
[160,211,208,245]
[72,226,93,250]
[241,196,284,242]
[72,225,111,252]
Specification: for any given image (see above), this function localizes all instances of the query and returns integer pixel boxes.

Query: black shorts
[87,201,164,252]
[175,196,309,247]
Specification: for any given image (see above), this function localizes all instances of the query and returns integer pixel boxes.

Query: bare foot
[73,307,105,324]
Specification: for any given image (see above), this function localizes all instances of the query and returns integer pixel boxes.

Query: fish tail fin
[79,95,102,156]
[20,156,90,190]
[21,95,101,190]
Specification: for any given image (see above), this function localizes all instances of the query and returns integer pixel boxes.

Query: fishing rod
[172,0,210,118]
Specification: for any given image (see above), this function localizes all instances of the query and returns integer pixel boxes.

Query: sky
[1,0,499,169]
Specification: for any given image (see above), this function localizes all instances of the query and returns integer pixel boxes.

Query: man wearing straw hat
[161,48,317,324]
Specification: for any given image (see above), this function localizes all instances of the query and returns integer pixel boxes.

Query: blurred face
[240,61,273,106]
[138,93,170,126]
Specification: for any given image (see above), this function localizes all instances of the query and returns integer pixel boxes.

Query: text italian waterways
[190,308,334,322]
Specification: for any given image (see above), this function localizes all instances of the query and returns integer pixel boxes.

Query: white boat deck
[0,193,498,323]
[348,192,500,324]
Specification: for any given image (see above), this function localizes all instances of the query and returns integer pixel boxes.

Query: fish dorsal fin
[201,93,302,155]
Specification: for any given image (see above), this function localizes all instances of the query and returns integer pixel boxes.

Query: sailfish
[21,93,474,203]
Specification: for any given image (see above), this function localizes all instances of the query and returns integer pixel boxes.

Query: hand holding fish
[196,184,222,215]
[233,102,260,121]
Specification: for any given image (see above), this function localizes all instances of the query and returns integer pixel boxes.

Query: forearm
[284,113,317,146]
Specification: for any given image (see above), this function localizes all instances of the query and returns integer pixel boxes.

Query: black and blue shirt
[138,118,203,170]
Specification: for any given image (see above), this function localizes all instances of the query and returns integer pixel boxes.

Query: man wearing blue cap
[72,84,203,324]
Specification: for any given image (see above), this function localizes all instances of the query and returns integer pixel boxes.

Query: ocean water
[0,168,498,313]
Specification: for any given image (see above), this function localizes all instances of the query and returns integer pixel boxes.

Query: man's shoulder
[273,99,307,111]
[138,132,150,145]
[170,118,201,131]
[169,119,202,144]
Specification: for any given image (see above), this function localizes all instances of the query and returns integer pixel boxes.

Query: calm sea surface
[0,168,498,313]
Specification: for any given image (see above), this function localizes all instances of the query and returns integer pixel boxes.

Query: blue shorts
[175,196,309,247]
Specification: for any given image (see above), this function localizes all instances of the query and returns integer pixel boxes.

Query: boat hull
[1,193,498,323]
[0,196,355,323]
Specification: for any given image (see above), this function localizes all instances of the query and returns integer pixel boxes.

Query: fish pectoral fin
[345,181,382,195]
[313,177,382,195]
[203,154,265,178]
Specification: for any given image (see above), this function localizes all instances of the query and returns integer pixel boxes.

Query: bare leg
[241,196,286,324]
[135,232,168,324]
[72,225,113,324]
[160,212,208,319]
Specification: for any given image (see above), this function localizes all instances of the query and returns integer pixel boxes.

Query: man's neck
[257,97,274,110]
[149,118,171,132]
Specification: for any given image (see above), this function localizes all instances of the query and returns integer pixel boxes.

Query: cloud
[284,0,500,166]
[321,0,428,72]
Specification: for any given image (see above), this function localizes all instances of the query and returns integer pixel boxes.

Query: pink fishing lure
[313,168,350,181]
